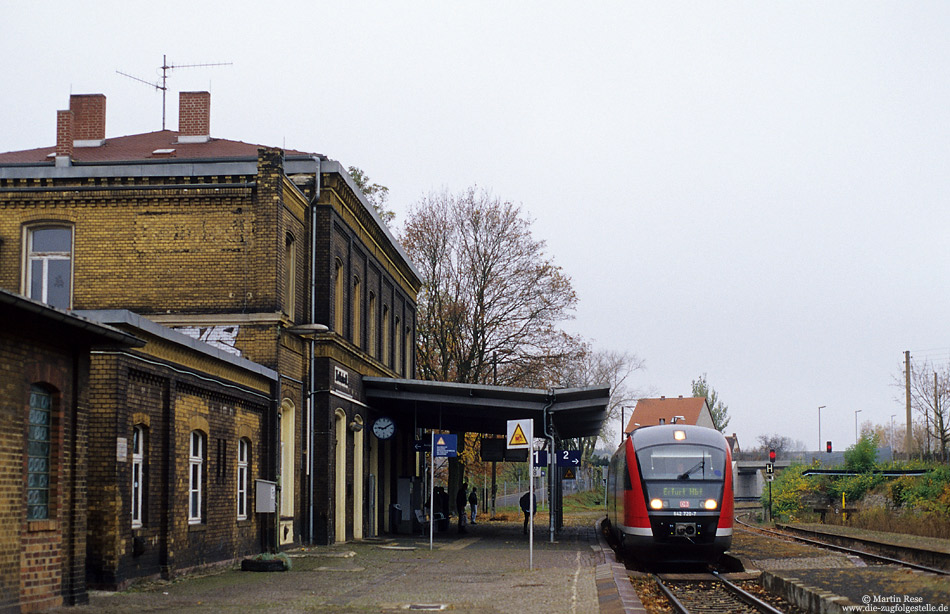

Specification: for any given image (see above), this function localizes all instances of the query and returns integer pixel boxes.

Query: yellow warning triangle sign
[509,424,528,446]
[436,436,446,446]
[564,468,576,480]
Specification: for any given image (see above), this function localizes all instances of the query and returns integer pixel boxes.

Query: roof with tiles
[624,396,714,433]
[0,130,312,164]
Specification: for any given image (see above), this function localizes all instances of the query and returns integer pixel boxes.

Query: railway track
[734,516,950,576]
[652,571,786,614]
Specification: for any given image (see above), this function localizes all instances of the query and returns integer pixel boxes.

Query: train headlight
[650,498,664,510]
[704,499,718,510]
[673,430,686,440]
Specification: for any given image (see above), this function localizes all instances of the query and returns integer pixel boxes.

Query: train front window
[636,444,725,481]
[636,444,726,510]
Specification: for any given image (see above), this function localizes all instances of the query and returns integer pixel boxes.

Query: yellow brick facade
[0,92,422,605]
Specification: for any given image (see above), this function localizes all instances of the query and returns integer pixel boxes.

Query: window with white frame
[189,431,205,524]
[27,226,73,309]
[237,438,249,520]
[132,426,145,527]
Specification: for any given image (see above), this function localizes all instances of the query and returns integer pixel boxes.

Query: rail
[734,517,950,576]
[652,572,787,614]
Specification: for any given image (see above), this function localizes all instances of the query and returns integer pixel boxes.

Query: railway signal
[769,448,776,463]
[827,441,833,453]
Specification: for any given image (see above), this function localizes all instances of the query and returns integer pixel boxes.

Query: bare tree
[753,434,804,458]
[895,358,950,459]
[401,186,578,386]
[556,343,647,462]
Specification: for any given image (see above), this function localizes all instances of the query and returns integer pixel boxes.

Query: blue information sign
[532,450,547,467]
[556,450,581,467]
[434,434,457,457]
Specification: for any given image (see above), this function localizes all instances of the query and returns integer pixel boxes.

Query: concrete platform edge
[594,518,646,614]
[760,570,855,614]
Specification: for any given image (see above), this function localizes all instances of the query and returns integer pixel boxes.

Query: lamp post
[620,406,625,444]
[285,322,329,544]
[818,406,826,452]
[854,409,863,445]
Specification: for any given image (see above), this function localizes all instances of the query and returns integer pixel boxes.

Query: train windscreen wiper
[677,459,705,480]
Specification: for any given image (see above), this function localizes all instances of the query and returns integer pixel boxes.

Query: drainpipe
[308,156,321,544]
[273,379,282,553]
[542,390,556,543]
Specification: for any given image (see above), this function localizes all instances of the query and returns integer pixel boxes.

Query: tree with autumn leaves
[399,186,646,492]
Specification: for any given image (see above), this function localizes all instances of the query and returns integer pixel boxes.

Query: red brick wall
[0,323,89,612]
[69,94,106,142]
[178,92,210,137]
[56,110,73,158]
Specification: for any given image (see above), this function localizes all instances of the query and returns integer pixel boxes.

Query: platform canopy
[362,378,611,440]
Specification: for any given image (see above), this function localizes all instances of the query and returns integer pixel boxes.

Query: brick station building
[0,92,420,605]
[0,290,141,612]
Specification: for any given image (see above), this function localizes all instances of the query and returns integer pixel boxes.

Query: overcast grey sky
[4,1,949,452]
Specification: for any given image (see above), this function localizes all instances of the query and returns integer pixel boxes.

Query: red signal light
[826,441,832,453]
[769,449,776,462]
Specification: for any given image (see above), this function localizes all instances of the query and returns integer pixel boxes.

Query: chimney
[178,91,211,143]
[69,94,106,146]
[55,109,73,166]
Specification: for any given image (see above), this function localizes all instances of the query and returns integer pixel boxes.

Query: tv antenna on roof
[116,54,232,130]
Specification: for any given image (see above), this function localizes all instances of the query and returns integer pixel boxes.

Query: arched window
[132,425,146,527]
[284,234,296,320]
[394,316,401,373]
[404,325,413,378]
[26,225,73,309]
[334,259,345,333]
[334,409,347,542]
[368,292,378,358]
[237,438,250,520]
[188,431,205,524]
[382,305,391,366]
[27,385,53,520]
[352,276,362,347]
[280,401,295,520]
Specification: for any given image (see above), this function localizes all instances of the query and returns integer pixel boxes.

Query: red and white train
[606,424,734,563]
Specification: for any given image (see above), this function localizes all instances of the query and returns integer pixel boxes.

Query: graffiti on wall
[176,325,242,357]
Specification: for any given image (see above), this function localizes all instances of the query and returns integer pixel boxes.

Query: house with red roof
[623,396,716,433]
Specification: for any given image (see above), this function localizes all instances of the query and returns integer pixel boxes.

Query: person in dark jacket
[519,492,536,535]
[456,482,468,533]
[468,488,478,524]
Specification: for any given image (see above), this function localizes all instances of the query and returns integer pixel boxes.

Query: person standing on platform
[456,482,468,533]
[520,492,536,535]
[469,488,478,524]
